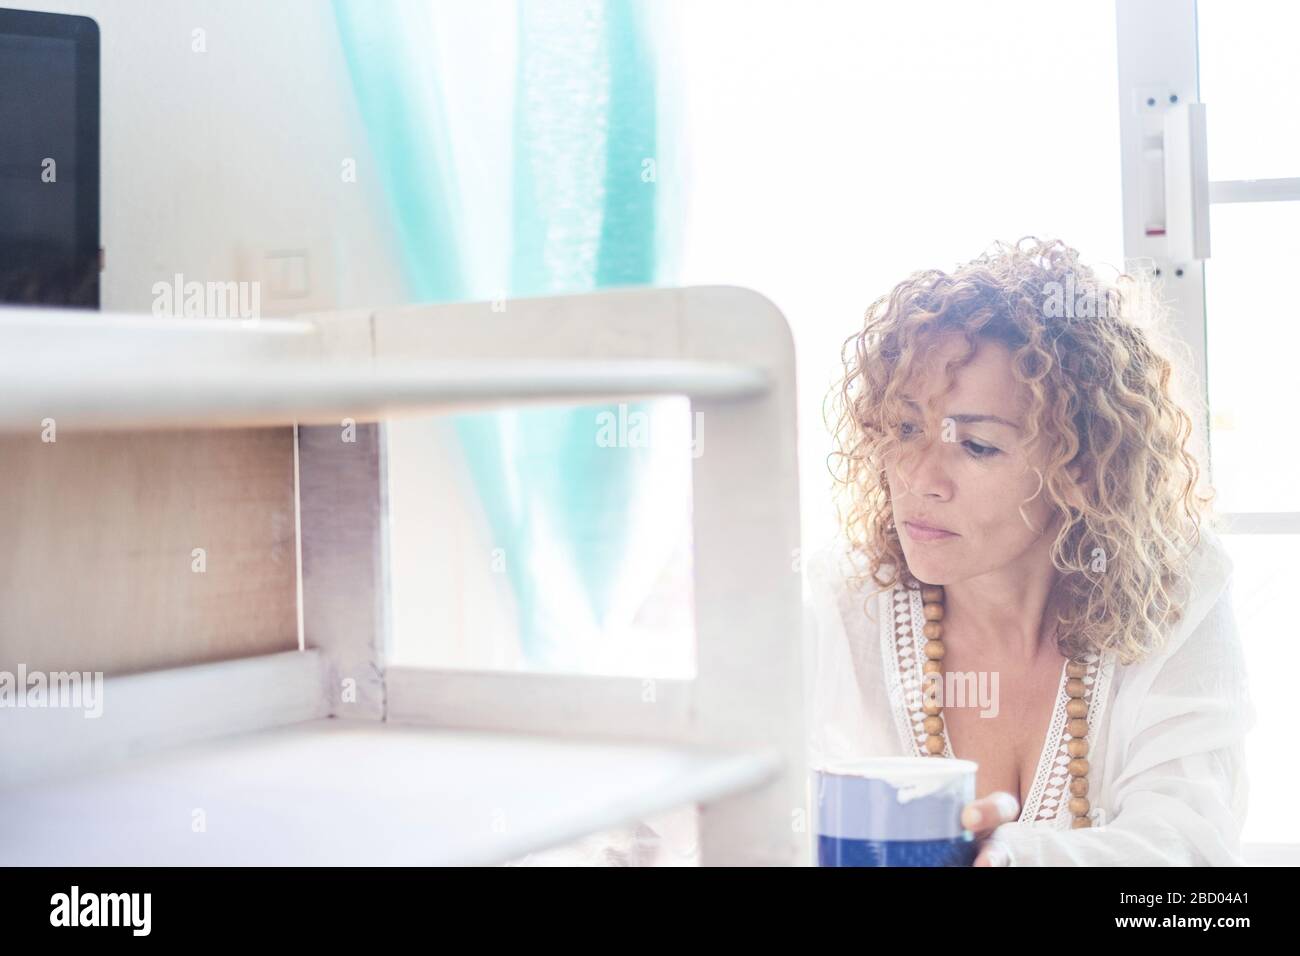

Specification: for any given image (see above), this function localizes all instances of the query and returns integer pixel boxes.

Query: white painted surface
[0,355,767,430]
[299,422,390,721]
[0,717,779,866]
[361,287,808,865]
[1,285,807,865]
[0,306,768,431]
[1208,177,1300,203]
[0,651,330,787]
[1114,0,1209,413]
[386,667,694,740]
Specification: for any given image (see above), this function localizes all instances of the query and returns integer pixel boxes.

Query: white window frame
[1115,0,1299,865]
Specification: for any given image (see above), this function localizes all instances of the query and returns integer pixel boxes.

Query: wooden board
[0,428,299,675]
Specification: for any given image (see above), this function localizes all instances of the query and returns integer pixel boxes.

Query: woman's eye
[962,439,1000,459]
[897,421,998,458]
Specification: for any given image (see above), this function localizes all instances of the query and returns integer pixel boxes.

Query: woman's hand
[961,791,1020,866]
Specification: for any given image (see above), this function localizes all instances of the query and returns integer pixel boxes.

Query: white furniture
[0,286,809,866]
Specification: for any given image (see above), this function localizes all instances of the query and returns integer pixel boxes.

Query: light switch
[266,251,310,298]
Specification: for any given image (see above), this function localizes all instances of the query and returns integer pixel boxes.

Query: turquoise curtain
[333,0,676,669]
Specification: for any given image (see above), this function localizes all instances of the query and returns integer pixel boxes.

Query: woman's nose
[898,434,951,499]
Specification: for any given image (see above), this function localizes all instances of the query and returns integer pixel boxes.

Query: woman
[806,237,1256,865]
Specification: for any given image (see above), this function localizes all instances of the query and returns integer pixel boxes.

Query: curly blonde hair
[825,237,1216,665]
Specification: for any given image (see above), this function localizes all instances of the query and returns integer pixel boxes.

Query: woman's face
[882,331,1062,587]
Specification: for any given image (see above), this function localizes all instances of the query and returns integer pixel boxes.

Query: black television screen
[0,8,99,308]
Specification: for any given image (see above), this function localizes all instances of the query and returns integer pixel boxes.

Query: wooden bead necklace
[916,582,1094,829]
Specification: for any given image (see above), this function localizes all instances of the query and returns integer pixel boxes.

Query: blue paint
[817,834,977,868]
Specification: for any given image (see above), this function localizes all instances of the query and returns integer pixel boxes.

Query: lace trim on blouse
[879,582,1115,826]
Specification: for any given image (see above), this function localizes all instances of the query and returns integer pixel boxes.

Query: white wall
[14,0,406,314]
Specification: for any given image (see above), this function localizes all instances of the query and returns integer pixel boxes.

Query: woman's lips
[903,521,959,542]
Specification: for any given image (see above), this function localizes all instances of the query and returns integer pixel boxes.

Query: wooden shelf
[0,285,809,865]
[0,717,780,866]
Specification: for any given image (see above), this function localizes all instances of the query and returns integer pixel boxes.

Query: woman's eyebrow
[900,397,1021,431]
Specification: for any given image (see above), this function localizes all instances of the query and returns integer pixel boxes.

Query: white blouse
[802,526,1257,866]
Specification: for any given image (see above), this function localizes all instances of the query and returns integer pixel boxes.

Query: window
[1118,0,1300,858]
